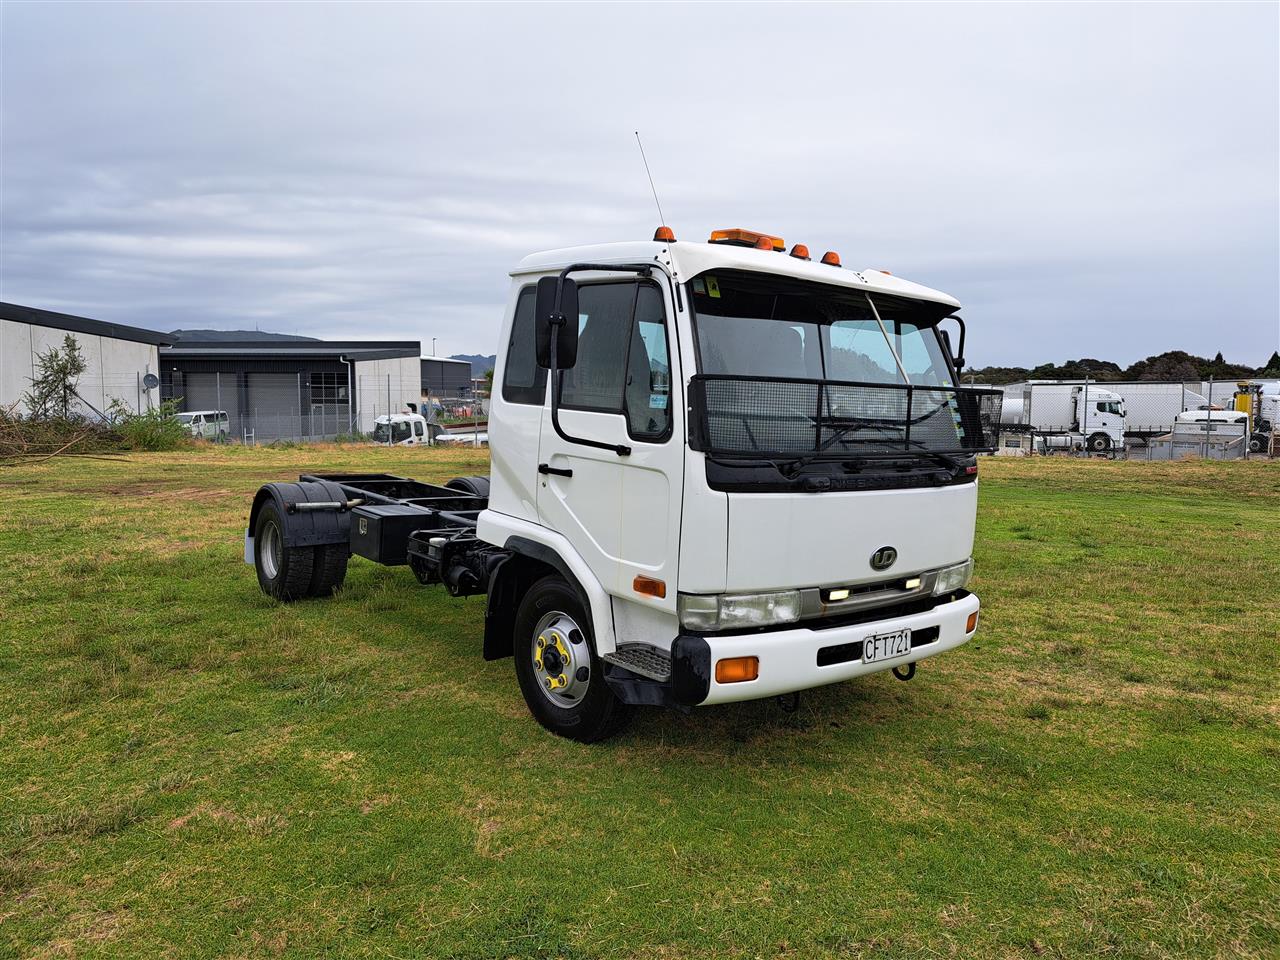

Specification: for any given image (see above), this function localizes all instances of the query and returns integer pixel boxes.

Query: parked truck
[1000,383,1126,453]
[244,226,1000,741]
[1000,380,1211,452]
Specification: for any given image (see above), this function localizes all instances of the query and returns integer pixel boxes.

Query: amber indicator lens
[715,656,760,683]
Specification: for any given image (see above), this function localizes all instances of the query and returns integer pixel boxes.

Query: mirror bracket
[940,314,967,373]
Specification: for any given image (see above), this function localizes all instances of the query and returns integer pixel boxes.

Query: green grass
[1,449,1277,959]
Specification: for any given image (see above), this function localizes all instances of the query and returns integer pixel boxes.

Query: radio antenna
[634,130,666,225]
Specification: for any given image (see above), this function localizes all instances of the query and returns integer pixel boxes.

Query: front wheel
[1087,432,1112,453]
[512,576,631,743]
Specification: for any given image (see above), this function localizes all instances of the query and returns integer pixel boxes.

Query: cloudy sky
[2,2,1277,366]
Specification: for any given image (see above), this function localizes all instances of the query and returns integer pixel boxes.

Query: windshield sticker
[705,277,721,298]
[650,394,669,409]
[692,278,706,295]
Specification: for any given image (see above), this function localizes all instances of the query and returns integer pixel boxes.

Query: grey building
[421,356,473,397]
[1,302,171,416]
[161,340,421,441]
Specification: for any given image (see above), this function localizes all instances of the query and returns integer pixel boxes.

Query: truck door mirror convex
[535,276,579,370]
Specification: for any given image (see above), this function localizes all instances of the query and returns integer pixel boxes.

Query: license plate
[863,628,912,664]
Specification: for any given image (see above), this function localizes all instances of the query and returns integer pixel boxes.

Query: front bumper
[696,592,979,705]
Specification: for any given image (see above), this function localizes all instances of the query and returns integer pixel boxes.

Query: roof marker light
[789,244,810,260]
[821,251,842,267]
[653,225,676,243]
[708,228,785,252]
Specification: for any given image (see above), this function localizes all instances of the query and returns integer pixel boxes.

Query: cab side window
[626,285,671,440]
[561,281,672,441]
[502,287,547,405]
[561,284,634,412]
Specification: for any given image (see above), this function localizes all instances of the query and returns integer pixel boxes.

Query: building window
[311,371,347,404]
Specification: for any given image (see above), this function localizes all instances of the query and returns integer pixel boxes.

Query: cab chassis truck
[246,227,1001,741]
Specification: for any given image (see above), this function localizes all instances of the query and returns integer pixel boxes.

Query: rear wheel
[254,501,315,602]
[512,575,630,743]
[308,544,349,597]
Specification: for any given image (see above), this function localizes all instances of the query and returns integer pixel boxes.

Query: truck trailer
[244,227,1001,741]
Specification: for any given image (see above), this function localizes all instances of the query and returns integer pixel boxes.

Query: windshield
[690,271,954,386]
[687,271,999,462]
[177,414,194,424]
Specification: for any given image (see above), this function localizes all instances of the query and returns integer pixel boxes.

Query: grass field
[1,448,1277,959]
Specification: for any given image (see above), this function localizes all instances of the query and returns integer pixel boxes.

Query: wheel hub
[531,611,589,707]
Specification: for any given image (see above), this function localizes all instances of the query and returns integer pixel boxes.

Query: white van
[178,410,230,441]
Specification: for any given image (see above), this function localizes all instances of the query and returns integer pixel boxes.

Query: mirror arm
[544,262,656,459]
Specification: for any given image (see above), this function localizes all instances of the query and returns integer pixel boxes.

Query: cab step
[603,643,672,682]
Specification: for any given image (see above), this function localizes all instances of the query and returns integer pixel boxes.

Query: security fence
[995,379,1273,458]
[159,372,424,444]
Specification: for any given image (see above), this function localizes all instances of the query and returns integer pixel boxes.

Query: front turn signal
[966,611,979,633]
[715,656,759,683]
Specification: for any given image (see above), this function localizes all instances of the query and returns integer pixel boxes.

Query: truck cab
[246,226,1000,741]
[1073,387,1126,452]
[479,227,998,736]
[372,412,433,446]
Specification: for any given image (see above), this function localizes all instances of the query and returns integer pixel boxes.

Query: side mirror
[940,318,966,372]
[535,276,579,369]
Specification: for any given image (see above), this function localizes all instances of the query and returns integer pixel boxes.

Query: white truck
[244,227,1000,741]
[371,412,441,446]
[1000,383,1126,453]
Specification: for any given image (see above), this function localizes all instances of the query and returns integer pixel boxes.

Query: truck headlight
[932,559,973,596]
[678,591,801,631]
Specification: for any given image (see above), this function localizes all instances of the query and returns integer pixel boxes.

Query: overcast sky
[2,2,1277,366]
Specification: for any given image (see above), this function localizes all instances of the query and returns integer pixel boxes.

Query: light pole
[432,337,437,357]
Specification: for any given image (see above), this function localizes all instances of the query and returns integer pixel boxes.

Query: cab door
[536,278,683,610]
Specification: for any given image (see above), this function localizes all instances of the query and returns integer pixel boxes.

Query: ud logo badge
[358,517,368,536]
[870,546,897,571]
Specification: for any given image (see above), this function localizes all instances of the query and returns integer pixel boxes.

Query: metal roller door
[246,374,301,440]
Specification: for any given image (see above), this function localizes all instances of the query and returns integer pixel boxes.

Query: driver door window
[562,281,672,442]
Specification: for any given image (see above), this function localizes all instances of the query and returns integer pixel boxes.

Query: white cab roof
[512,238,961,312]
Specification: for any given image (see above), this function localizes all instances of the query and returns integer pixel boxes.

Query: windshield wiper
[780,419,893,476]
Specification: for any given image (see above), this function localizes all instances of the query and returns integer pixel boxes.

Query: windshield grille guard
[688,374,1002,459]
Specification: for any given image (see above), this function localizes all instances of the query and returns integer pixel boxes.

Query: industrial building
[421,356,473,398]
[1,302,171,416]
[160,339,421,441]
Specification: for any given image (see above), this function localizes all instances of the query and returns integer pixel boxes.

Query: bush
[110,400,190,452]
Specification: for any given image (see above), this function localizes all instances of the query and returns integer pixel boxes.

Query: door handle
[538,463,573,478]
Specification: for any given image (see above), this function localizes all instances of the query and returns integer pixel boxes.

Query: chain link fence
[154,372,425,444]
[994,379,1271,459]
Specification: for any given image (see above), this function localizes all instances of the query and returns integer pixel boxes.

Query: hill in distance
[450,354,496,373]
[968,350,1280,385]
[169,329,319,342]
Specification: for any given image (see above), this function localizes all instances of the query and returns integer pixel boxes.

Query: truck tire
[1087,432,1111,453]
[308,544,349,597]
[445,476,490,498]
[254,501,315,602]
[512,575,631,743]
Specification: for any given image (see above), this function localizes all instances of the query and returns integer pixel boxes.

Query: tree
[23,335,88,420]
[1258,351,1280,378]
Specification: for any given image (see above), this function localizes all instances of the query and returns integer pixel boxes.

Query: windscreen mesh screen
[691,376,1001,458]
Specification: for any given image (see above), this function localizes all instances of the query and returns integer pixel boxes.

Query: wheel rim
[531,610,590,708]
[260,520,282,579]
